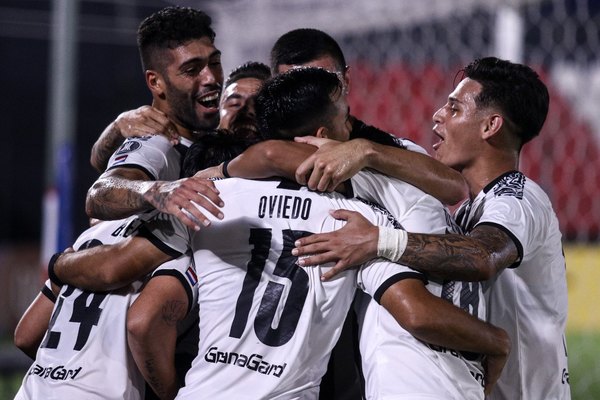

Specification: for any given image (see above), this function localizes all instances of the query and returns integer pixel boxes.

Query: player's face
[432,78,486,171]
[161,37,224,132]
[218,77,263,139]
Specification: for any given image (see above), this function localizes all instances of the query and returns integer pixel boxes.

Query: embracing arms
[90,106,179,172]
[86,167,223,231]
[380,277,510,394]
[293,209,518,281]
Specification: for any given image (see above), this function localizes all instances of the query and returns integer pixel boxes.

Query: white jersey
[454,171,570,400]
[144,177,416,400]
[350,170,486,400]
[15,216,197,400]
[107,135,193,180]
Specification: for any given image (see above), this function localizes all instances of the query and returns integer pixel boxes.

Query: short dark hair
[270,28,347,73]
[462,57,549,146]
[137,7,215,72]
[225,61,271,88]
[182,134,252,177]
[255,67,343,140]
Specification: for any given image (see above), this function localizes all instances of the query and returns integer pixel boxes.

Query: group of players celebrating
[13,6,570,400]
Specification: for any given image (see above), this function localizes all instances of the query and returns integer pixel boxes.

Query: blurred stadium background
[1,0,598,398]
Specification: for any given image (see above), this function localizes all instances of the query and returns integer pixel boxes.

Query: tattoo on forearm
[401,227,517,281]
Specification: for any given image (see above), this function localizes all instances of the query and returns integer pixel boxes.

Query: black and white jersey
[143,177,419,400]
[106,135,192,179]
[350,170,486,399]
[455,171,571,400]
[15,216,197,400]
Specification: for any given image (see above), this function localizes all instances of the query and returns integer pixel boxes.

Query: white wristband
[377,226,408,263]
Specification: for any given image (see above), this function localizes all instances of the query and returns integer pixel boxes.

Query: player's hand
[483,329,510,395]
[484,353,508,395]
[294,137,367,192]
[144,177,224,231]
[114,106,180,144]
[193,164,225,180]
[293,209,379,280]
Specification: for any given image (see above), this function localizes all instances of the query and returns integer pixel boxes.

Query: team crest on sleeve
[116,140,142,155]
[493,172,525,199]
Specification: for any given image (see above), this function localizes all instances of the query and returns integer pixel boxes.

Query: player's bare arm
[90,106,180,172]
[13,286,57,359]
[223,140,314,180]
[51,236,174,291]
[86,167,224,231]
[128,275,188,400]
[295,136,468,204]
[380,278,510,395]
[294,210,518,281]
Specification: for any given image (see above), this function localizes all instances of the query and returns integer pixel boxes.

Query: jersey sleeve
[138,212,191,258]
[106,135,174,180]
[351,170,449,234]
[151,254,198,315]
[475,196,530,267]
[394,138,429,155]
[357,259,427,304]
[41,279,57,303]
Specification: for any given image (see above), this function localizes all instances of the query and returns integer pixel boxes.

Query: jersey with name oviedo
[15,217,197,400]
[144,178,415,400]
[350,170,487,400]
[454,171,571,400]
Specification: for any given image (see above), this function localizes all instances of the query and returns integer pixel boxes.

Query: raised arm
[127,274,189,400]
[380,278,510,394]
[90,106,179,173]
[293,210,518,282]
[50,236,174,291]
[86,167,224,231]
[294,137,468,204]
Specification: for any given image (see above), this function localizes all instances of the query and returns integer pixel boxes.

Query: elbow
[400,309,439,339]
[446,175,469,206]
[14,328,36,359]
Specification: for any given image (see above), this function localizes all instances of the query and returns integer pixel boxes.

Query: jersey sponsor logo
[204,346,287,377]
[493,172,525,199]
[116,140,142,155]
[257,195,311,220]
[28,363,83,381]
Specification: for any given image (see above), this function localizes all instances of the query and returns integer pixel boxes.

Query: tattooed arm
[86,167,224,231]
[127,274,190,400]
[293,210,518,281]
[90,106,179,173]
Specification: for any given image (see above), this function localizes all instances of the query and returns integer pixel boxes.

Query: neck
[151,99,196,141]
[462,149,520,199]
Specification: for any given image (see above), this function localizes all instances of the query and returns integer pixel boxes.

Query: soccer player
[13,216,197,400]
[85,6,224,231]
[51,68,509,399]
[240,28,468,205]
[293,57,571,400]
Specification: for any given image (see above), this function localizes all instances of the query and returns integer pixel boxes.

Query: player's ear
[482,113,503,140]
[315,126,330,139]
[146,70,166,99]
[342,66,351,95]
